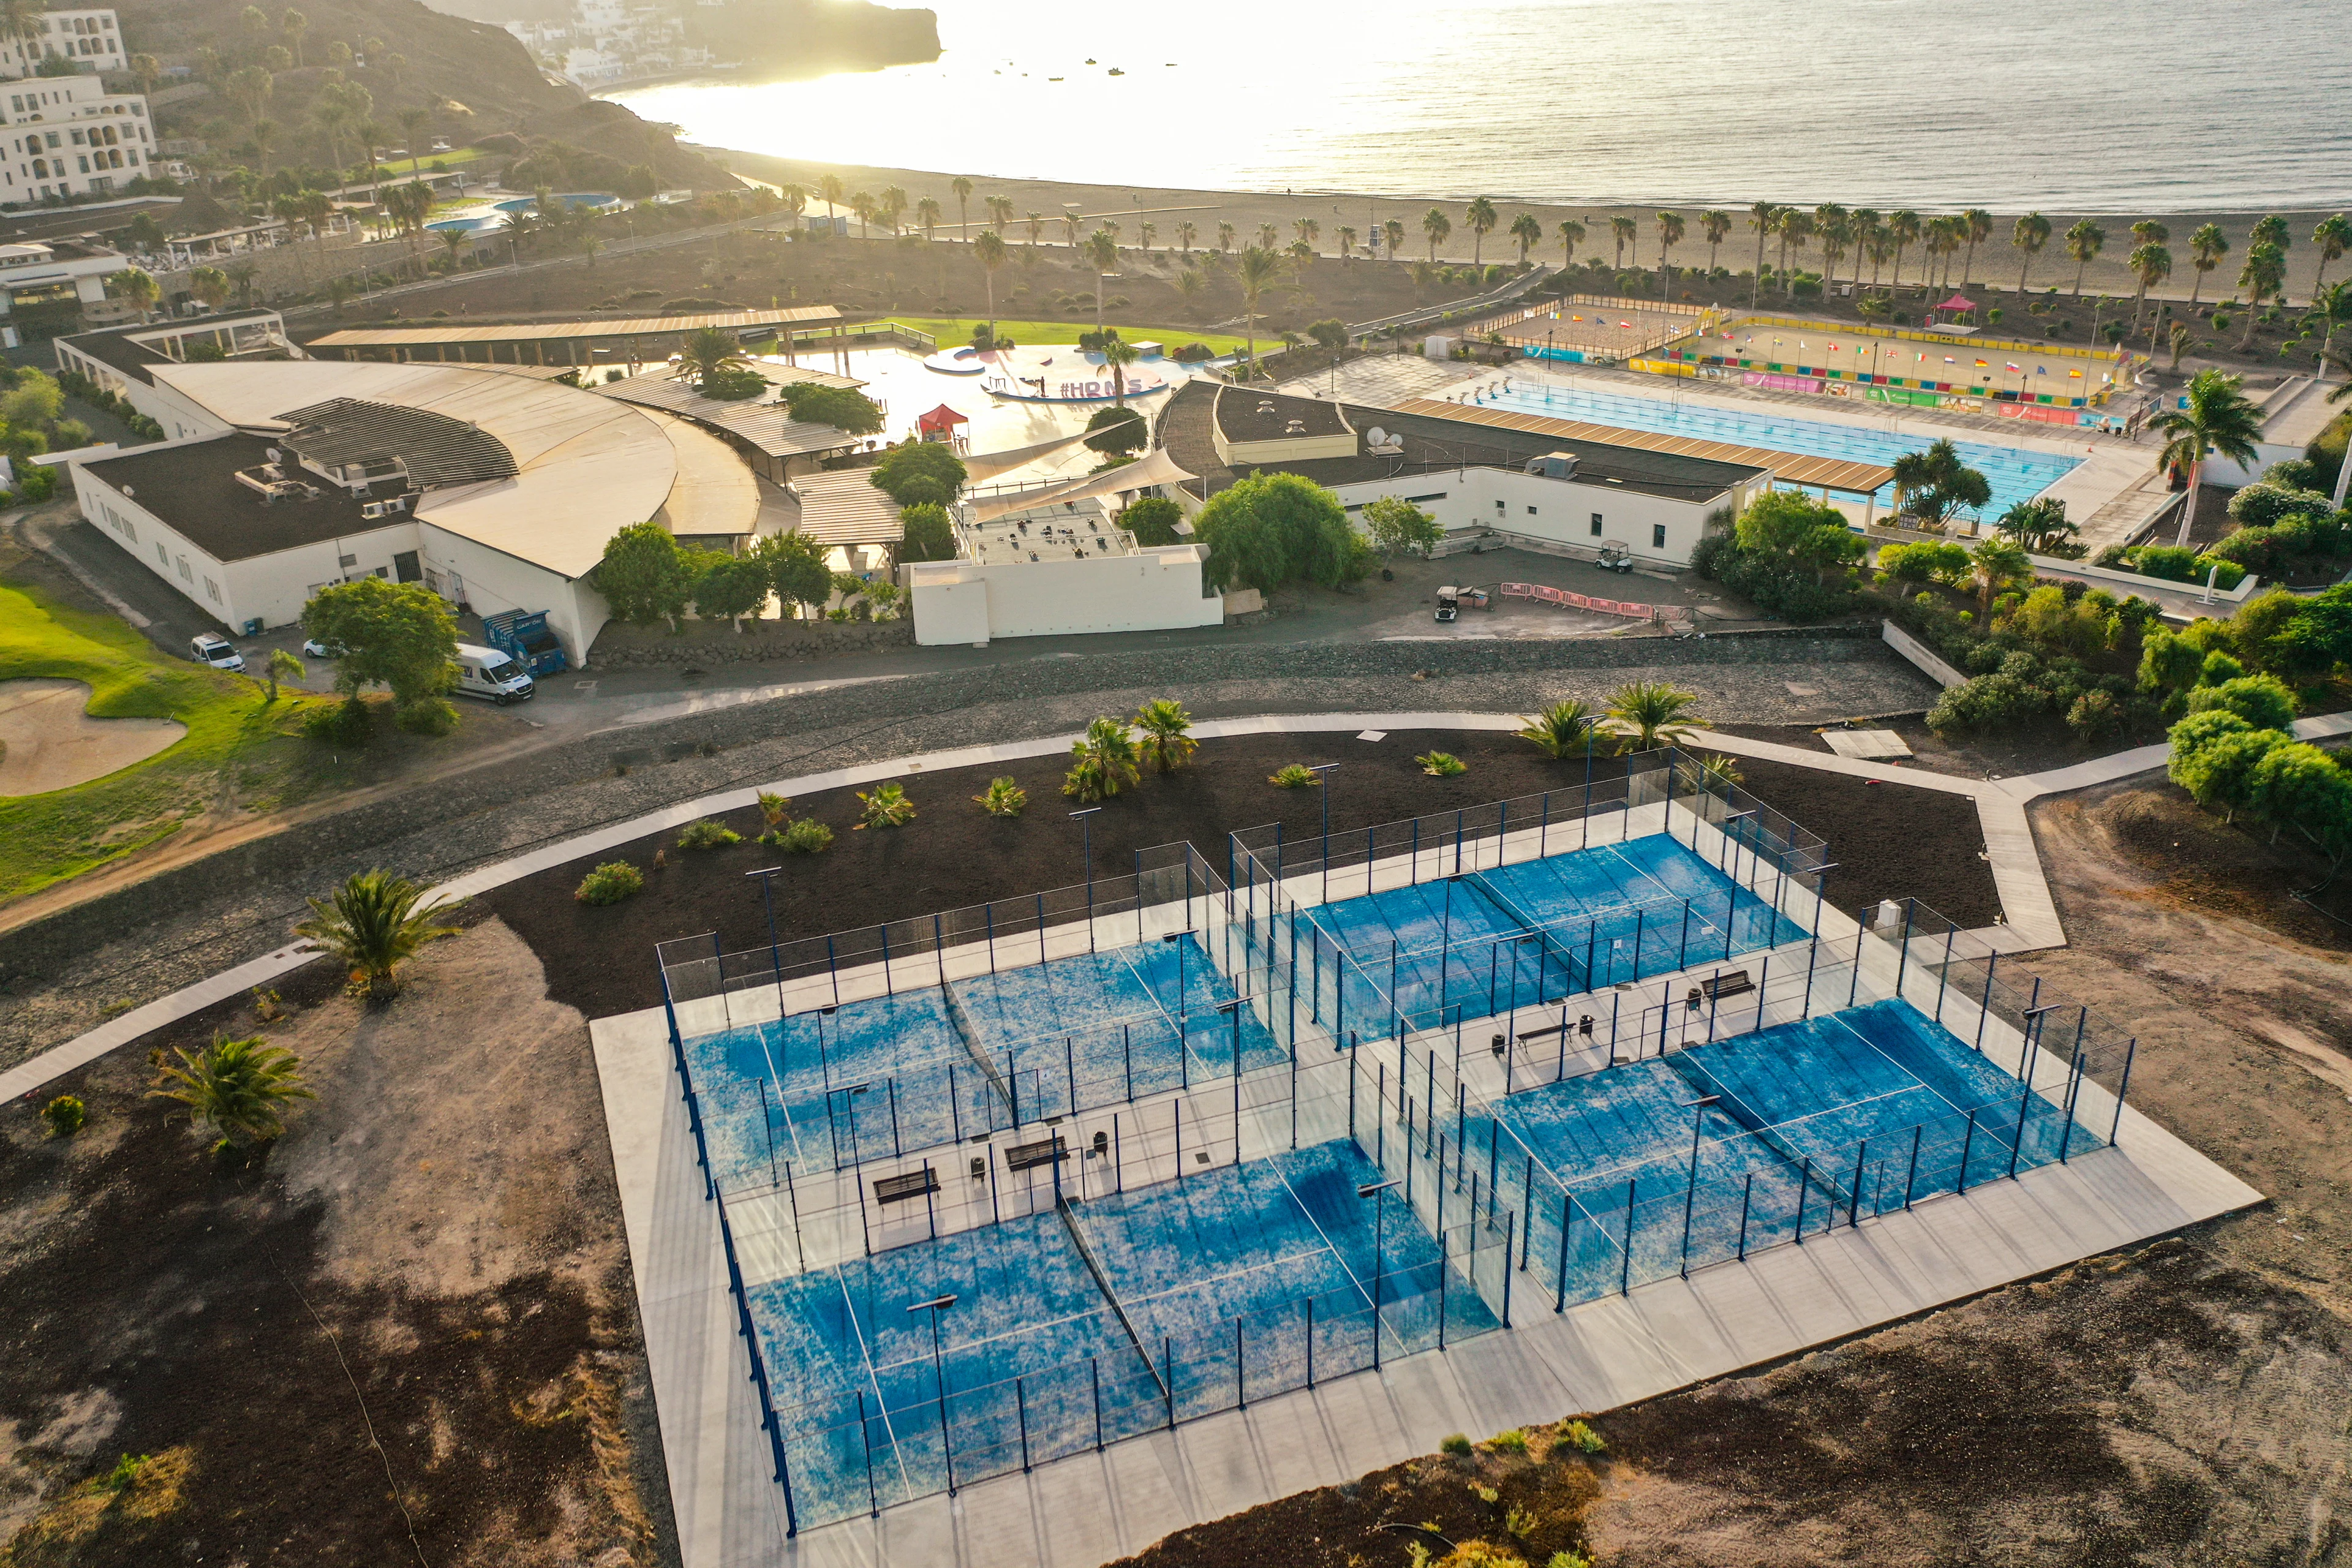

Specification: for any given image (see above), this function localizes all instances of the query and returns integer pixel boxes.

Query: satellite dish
[1366,426,1389,446]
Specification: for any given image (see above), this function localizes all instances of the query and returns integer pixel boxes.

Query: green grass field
[892,317,1263,358]
[0,576,333,903]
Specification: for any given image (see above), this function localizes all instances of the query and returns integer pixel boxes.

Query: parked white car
[451,643,535,704]
[301,636,345,658]
[190,633,246,673]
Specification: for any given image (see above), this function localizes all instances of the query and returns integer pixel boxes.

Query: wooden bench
[1003,1134,1068,1172]
[1702,970,1755,1002]
[1515,1022,1570,1042]
[872,1167,940,1205]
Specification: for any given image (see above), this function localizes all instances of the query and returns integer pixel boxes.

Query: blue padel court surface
[752,1138,1492,1517]
[1305,831,1806,1029]
[681,932,1276,1182]
[1499,1000,2099,1298]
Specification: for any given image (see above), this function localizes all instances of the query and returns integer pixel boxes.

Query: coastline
[707,146,2352,305]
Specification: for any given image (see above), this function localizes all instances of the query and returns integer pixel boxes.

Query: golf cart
[1433,586,1490,622]
[1595,541,1635,574]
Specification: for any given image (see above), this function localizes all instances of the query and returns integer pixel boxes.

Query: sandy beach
[710,147,2351,307]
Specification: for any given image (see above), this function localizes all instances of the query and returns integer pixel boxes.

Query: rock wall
[588,619,913,667]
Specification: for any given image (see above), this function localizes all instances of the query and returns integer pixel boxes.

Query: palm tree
[1515,698,1595,759]
[2008,211,2051,296]
[1024,212,1044,248]
[1885,209,1921,293]
[1923,216,1958,292]
[1217,220,1236,253]
[1237,245,1282,379]
[1176,219,1197,255]
[914,195,941,244]
[1891,437,1991,526]
[1255,222,1279,252]
[1774,208,1811,297]
[2313,214,2352,298]
[2187,223,2228,306]
[2153,369,2264,546]
[1556,219,1585,273]
[1063,716,1140,802]
[2065,219,2106,297]
[1654,209,1685,300]
[1383,217,1404,259]
[1847,207,1879,294]
[2128,243,2172,333]
[1422,206,1450,262]
[951,173,973,240]
[2315,282,2352,381]
[973,227,1006,347]
[1509,212,1541,266]
[1610,214,1637,270]
[1337,225,1358,262]
[1466,195,1498,265]
[1747,201,1780,306]
[263,647,306,700]
[1604,682,1700,753]
[1133,699,1196,772]
[674,325,749,390]
[1958,208,1992,287]
[850,190,875,238]
[188,265,231,311]
[2236,241,2286,349]
[820,172,846,218]
[2168,320,2193,372]
[1083,227,1118,333]
[878,185,908,234]
[1698,209,1731,279]
[1993,497,2078,554]
[986,195,1014,231]
[1101,334,1138,405]
[149,1035,314,1153]
[439,226,466,274]
[1969,537,2032,614]
[293,868,461,1000]
[107,266,160,322]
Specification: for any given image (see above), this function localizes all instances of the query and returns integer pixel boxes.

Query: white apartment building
[0,10,128,78]
[1,71,153,206]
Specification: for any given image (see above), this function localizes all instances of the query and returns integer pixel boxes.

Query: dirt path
[0,916,676,1567]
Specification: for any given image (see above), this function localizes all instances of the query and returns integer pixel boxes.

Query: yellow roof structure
[308,306,841,350]
[788,469,904,547]
[1391,398,1894,496]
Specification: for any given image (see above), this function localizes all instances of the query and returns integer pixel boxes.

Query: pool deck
[1421,361,2167,549]
[595,794,2260,1568]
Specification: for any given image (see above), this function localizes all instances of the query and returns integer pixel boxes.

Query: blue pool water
[1469,380,2083,518]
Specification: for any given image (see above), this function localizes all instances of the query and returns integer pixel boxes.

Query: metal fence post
[1556,1192,1574,1311]
[1957,1109,1978,1193]
[1017,1376,1031,1472]
[1619,1177,1636,1296]
[1736,1172,1752,1261]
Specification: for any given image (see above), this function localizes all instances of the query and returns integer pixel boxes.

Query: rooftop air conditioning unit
[361,501,386,519]
[1526,451,1578,480]
[265,447,281,463]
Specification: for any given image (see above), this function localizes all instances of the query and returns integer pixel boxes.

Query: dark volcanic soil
[479,729,2000,1021]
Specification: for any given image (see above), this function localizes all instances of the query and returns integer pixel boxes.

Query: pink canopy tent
[1934,294,1978,314]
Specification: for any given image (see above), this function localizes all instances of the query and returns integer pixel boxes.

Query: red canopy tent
[1934,294,1978,317]
[916,404,970,440]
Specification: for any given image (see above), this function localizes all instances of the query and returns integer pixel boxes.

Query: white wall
[1324,465,1751,568]
[418,523,605,668]
[910,544,1223,645]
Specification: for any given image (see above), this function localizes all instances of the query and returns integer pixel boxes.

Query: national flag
[1975,359,1988,367]
[2037,366,2047,375]
[2069,369,2083,378]
[1943,356,1956,363]
[2005,361,2020,371]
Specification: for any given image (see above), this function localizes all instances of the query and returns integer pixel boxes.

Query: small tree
[293,868,462,1000]
[753,530,834,619]
[1084,404,1147,455]
[263,647,306,701]
[869,438,967,508]
[1121,496,1183,546]
[2185,674,2297,731]
[595,521,695,628]
[300,577,456,707]
[1969,537,2033,614]
[1193,472,1355,593]
[1133,699,1196,772]
[693,550,772,630]
[149,1035,314,1153]
[777,382,886,434]
[1605,681,1701,752]
[1516,698,1596,759]
[1363,494,1442,559]
[897,502,957,564]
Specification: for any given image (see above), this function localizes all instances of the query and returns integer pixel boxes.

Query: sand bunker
[0,678,185,796]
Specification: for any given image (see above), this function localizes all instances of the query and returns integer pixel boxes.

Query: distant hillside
[113,0,741,192]
[419,0,939,79]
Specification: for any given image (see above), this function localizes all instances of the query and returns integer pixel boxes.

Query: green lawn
[0,576,333,903]
[892,317,1264,358]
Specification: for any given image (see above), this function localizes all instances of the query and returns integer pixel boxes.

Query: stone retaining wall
[588,619,913,667]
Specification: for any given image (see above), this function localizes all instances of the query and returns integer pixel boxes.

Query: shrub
[1122,496,1184,546]
[303,695,373,744]
[756,791,793,829]
[975,777,1028,816]
[856,782,916,828]
[676,818,742,850]
[1439,1432,1473,1455]
[1268,763,1321,788]
[575,861,645,904]
[2227,480,2333,530]
[1548,1553,1594,1568]
[778,818,834,853]
[1434,1545,1525,1568]
[41,1094,85,1137]
[1170,342,1215,362]
[1417,750,1468,776]
[1084,404,1148,454]
[1488,1428,1529,1453]
[2186,674,2297,730]
[1556,1419,1607,1454]
[1064,717,1142,801]
[2065,690,2126,741]
[393,695,458,736]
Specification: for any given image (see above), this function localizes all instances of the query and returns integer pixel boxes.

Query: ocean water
[610,0,2352,213]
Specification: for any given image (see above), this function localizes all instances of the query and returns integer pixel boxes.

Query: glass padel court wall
[650,752,2138,1535]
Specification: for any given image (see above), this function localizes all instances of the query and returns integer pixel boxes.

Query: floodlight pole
[1306,763,1340,903]
[911,1294,958,1493]
[746,865,786,1021]
[1072,808,1104,954]
[1359,1179,1400,1368]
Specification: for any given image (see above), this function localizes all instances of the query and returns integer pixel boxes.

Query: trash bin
[241,617,263,636]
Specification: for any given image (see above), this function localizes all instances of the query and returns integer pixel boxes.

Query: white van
[452,643,535,704]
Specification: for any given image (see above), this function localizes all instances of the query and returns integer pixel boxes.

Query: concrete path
[0,709,2075,1105]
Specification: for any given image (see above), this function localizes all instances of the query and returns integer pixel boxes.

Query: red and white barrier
[1499,580,1692,621]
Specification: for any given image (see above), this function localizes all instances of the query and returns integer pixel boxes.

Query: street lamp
[1071,807,1103,951]
[745,864,786,1021]
[1303,763,1340,900]
[909,1294,959,1493]
[1357,1178,1400,1368]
